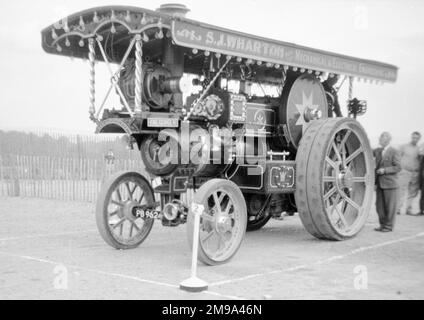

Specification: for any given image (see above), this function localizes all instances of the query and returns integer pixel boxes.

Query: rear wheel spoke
[352,176,367,183]
[324,186,337,201]
[326,156,339,169]
[329,194,341,213]
[323,176,336,183]
[339,130,352,162]
[335,201,348,227]
[345,147,363,166]
[342,193,361,211]
[332,142,342,163]
[340,130,352,147]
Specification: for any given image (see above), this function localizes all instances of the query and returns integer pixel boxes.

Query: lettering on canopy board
[172,21,397,82]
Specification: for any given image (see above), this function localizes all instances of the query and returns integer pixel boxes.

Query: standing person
[322,75,343,117]
[373,132,401,232]
[398,132,422,215]
[419,145,424,216]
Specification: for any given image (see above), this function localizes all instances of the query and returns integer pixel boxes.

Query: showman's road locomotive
[42,4,398,265]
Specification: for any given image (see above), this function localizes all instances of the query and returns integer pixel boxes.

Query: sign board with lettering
[172,20,397,83]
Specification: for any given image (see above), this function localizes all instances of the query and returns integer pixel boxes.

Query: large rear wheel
[295,118,374,240]
[187,179,247,265]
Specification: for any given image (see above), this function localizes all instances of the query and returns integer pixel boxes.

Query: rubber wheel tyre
[187,179,247,265]
[96,171,155,250]
[295,118,375,240]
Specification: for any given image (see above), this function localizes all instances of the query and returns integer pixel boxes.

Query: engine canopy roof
[41,5,398,83]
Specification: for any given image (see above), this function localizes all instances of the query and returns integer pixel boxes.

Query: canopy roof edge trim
[41,5,398,83]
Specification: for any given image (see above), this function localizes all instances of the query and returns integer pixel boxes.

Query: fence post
[13,155,20,197]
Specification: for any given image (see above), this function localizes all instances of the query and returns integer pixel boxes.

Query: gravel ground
[0,196,423,300]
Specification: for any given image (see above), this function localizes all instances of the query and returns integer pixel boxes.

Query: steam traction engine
[41,4,398,265]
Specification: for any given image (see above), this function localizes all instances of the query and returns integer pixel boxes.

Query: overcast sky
[0,0,423,146]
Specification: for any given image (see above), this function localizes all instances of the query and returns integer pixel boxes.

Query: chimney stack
[156,3,190,18]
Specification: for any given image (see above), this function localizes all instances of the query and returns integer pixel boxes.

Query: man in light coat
[373,132,401,232]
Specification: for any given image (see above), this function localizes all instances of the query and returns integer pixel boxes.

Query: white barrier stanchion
[180,203,208,292]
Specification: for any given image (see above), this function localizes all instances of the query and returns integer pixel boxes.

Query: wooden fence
[0,154,147,203]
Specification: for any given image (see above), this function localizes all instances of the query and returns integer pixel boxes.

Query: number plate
[135,208,161,219]
[147,118,179,128]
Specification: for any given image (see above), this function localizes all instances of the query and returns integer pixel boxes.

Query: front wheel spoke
[111,200,124,207]
[130,185,138,198]
[201,230,215,243]
[223,222,233,233]
[345,147,363,166]
[138,192,145,204]
[223,200,233,216]
[125,182,133,198]
[217,233,226,251]
[113,218,125,230]
[129,223,134,238]
[131,220,141,230]
[213,192,222,214]
[115,189,123,202]
[201,214,214,223]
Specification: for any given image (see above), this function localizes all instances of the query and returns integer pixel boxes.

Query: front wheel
[295,118,375,240]
[187,179,247,265]
[96,171,155,250]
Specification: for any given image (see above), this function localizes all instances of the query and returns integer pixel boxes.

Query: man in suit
[373,132,401,232]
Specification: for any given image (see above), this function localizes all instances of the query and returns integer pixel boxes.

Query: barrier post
[180,202,208,292]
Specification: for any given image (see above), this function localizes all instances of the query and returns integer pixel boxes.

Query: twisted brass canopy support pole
[134,34,143,117]
[88,38,96,122]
